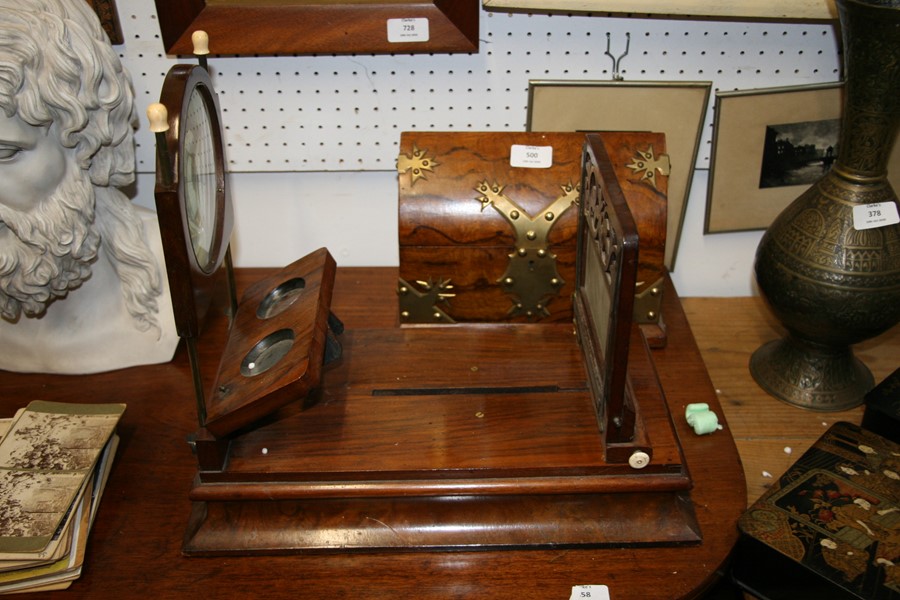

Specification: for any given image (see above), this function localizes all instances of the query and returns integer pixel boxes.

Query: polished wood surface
[681,294,900,508]
[202,249,336,438]
[185,248,695,552]
[0,268,744,598]
[186,315,703,556]
[153,0,480,56]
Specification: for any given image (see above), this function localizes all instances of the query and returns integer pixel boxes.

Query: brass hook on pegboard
[605,32,630,81]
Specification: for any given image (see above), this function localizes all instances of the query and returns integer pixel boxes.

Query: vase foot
[749,337,874,411]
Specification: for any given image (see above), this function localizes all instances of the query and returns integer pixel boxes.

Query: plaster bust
[0,0,178,373]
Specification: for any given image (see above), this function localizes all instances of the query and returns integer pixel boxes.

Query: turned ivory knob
[146,103,169,133]
[192,30,210,56]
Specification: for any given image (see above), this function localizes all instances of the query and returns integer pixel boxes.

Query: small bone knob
[147,103,169,133]
[628,451,650,469]
[192,30,210,56]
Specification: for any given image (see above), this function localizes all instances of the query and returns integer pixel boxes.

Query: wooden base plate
[184,322,697,554]
[184,491,699,555]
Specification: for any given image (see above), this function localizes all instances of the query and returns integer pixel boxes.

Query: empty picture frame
[705,82,900,234]
[528,79,712,269]
[483,0,836,20]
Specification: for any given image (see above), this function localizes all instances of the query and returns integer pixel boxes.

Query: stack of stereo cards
[0,401,124,593]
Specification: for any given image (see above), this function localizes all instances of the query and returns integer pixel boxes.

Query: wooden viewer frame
[153,0,479,56]
[153,58,340,441]
[528,79,710,269]
[153,64,238,424]
[575,134,645,462]
[154,65,233,337]
[706,82,900,233]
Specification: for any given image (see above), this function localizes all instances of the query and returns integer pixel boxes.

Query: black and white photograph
[758,119,840,189]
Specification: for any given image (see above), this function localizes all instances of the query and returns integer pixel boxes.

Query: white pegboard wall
[118,0,841,173]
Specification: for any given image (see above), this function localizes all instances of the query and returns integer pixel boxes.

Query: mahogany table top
[0,267,745,599]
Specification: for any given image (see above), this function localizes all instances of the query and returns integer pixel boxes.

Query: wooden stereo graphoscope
[149,51,698,556]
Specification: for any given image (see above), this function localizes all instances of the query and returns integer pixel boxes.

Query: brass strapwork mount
[476,180,579,318]
[398,145,440,186]
[398,278,456,324]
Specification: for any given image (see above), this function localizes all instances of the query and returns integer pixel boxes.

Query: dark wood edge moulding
[153,0,480,56]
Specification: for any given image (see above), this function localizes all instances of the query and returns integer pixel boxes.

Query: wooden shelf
[153,0,480,56]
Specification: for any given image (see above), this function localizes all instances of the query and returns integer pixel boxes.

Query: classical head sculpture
[0,0,177,373]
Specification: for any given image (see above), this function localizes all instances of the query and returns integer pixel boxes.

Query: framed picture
[152,0,479,56]
[482,0,836,20]
[528,79,712,269]
[705,82,900,233]
[85,0,122,44]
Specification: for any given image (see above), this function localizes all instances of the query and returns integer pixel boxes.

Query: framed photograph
[152,0,479,56]
[528,79,712,269]
[705,82,900,233]
[483,0,835,20]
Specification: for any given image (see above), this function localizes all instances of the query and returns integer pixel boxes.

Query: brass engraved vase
[750,0,900,411]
